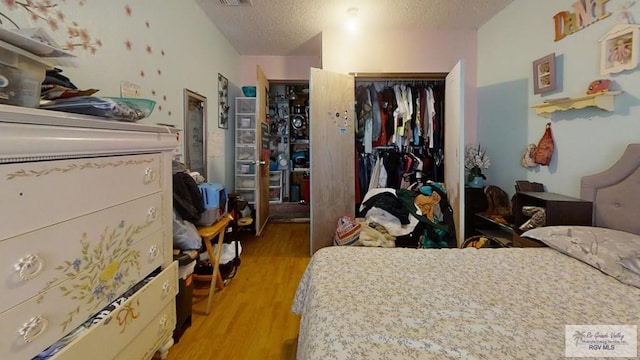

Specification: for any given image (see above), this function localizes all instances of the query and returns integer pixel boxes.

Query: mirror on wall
[183,89,207,177]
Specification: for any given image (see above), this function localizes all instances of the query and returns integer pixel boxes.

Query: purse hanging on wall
[534,123,554,166]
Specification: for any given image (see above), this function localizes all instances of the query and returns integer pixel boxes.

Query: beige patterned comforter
[292,246,640,359]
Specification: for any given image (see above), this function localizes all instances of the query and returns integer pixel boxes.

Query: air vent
[219,0,252,5]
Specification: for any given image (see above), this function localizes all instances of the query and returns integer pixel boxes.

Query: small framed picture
[599,24,639,75]
[532,53,557,95]
[218,73,229,129]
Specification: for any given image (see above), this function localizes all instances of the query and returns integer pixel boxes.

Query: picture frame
[599,24,639,75]
[532,53,557,95]
[218,73,229,129]
[183,89,207,176]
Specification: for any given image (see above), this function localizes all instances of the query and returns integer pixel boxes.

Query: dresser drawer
[0,192,165,314]
[47,262,178,360]
[114,302,177,360]
[0,231,168,360]
[0,153,163,241]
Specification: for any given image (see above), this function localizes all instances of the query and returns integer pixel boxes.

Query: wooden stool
[196,215,231,315]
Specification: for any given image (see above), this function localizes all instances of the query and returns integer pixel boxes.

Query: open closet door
[255,65,270,236]
[444,60,465,247]
[309,68,355,254]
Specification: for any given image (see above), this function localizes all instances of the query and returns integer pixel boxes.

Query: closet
[353,78,446,208]
[309,64,465,254]
[267,82,310,206]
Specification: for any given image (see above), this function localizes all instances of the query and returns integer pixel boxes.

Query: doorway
[267,81,311,221]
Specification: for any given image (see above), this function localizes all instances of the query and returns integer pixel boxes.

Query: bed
[292,144,640,359]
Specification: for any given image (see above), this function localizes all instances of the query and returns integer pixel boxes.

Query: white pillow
[522,226,640,288]
[620,256,640,276]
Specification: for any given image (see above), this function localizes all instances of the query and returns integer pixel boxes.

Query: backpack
[419,184,456,248]
[173,172,205,223]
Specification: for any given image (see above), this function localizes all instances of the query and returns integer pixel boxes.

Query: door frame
[255,65,270,236]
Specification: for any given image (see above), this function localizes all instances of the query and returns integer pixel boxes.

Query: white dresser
[0,106,179,360]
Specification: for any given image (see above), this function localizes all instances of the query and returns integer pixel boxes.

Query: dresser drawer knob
[147,207,158,222]
[159,314,169,330]
[18,315,48,343]
[144,167,156,183]
[149,245,160,259]
[161,280,172,296]
[14,254,44,280]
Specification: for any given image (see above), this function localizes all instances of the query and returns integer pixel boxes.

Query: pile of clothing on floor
[334,182,456,249]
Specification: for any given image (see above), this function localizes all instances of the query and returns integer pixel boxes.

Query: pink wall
[322,29,478,144]
[239,29,478,143]
[240,56,322,85]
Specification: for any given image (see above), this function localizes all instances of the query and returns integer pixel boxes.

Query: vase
[468,176,484,188]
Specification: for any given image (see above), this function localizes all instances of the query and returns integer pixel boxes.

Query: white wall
[478,0,640,198]
[1,0,240,187]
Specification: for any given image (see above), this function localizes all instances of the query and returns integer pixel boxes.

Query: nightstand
[474,213,514,247]
[513,192,593,247]
[464,186,488,240]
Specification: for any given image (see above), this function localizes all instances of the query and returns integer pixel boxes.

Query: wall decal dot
[125,5,132,16]
[167,111,172,116]
[157,69,161,76]
[145,21,150,28]
[151,90,156,96]
[161,50,165,56]
[125,40,132,50]
[140,70,145,77]
[146,45,152,54]
[162,95,166,101]
[158,105,163,111]
[48,18,59,30]
[36,3,51,15]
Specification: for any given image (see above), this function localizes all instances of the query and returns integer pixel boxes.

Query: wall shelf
[531,90,622,118]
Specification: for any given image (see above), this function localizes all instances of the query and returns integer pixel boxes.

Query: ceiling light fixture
[346,7,359,32]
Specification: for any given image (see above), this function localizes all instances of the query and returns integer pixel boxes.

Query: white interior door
[255,65,270,235]
[309,68,355,254]
[444,60,465,247]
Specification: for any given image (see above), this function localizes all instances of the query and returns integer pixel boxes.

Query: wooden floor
[165,222,311,360]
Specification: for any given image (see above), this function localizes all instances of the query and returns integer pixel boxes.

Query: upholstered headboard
[580,144,640,235]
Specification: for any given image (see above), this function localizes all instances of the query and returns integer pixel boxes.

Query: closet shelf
[530,91,622,118]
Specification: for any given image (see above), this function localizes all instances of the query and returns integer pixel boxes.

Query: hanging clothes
[355,79,445,195]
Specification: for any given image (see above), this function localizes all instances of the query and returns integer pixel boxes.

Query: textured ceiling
[197,0,514,56]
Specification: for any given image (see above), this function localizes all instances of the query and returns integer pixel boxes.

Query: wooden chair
[195,215,232,315]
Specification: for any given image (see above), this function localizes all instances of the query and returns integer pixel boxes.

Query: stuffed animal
[521,144,537,168]
[519,206,546,231]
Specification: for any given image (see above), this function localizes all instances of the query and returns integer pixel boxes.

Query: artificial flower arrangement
[465,145,491,182]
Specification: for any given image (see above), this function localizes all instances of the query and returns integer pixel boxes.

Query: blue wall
[478,0,640,198]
